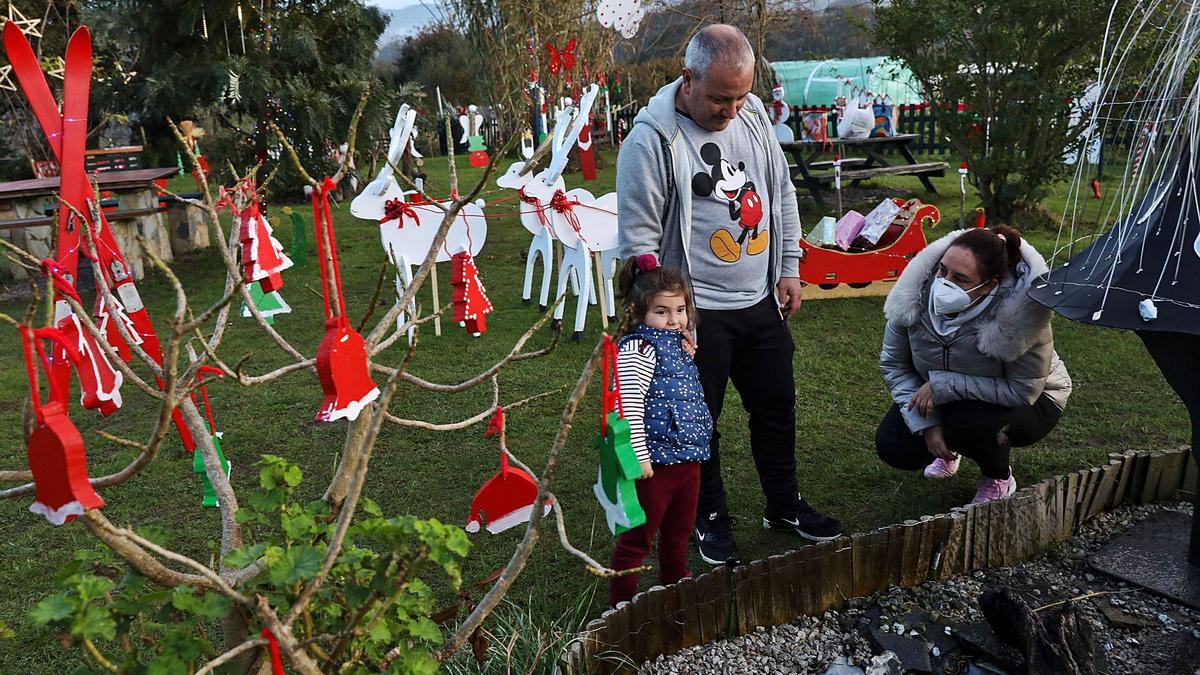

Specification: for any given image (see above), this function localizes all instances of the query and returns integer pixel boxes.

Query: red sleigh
[799,199,940,289]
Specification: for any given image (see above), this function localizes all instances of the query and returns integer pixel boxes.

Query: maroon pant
[609,461,700,606]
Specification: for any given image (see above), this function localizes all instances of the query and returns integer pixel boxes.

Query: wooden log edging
[563,447,1195,674]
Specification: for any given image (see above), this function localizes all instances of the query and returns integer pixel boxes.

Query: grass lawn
[0,146,1188,672]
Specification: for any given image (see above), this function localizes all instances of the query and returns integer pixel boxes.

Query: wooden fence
[562,446,1197,674]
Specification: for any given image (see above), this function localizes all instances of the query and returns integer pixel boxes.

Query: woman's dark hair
[617,257,696,332]
[950,225,1023,282]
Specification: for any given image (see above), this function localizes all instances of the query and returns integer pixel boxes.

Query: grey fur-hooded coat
[879,230,1072,434]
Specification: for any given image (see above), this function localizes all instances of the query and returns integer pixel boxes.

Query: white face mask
[931,276,989,315]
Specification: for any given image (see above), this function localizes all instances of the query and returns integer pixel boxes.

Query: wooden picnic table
[780,134,949,209]
[0,167,209,281]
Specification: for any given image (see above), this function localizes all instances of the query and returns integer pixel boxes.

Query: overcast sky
[364,0,425,9]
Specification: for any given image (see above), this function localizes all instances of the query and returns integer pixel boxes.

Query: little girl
[609,254,713,606]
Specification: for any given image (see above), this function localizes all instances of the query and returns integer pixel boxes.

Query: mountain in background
[379,5,440,44]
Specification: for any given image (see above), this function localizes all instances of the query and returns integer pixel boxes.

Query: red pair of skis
[5,23,193,444]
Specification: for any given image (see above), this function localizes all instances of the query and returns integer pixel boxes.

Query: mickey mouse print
[691,142,768,262]
[675,111,773,309]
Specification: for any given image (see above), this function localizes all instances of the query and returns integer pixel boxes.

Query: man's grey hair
[683,25,755,79]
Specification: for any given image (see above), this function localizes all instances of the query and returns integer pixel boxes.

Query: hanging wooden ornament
[241,283,291,324]
[592,335,645,535]
[239,202,292,292]
[312,177,379,422]
[21,325,105,525]
[191,362,231,509]
[286,206,307,266]
[465,407,548,534]
[450,250,493,337]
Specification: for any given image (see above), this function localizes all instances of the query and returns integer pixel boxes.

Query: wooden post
[764,554,792,626]
[1088,459,1123,519]
[1129,452,1151,504]
[851,531,873,595]
[1141,452,1167,504]
[1156,449,1187,501]
[1075,468,1100,530]
[1183,451,1198,500]
[939,508,968,579]
[1113,452,1136,506]
[971,501,991,571]
[430,264,442,336]
[822,539,855,613]
[1061,471,1079,537]
[674,576,702,651]
[634,587,666,667]
[593,251,609,329]
[900,519,924,587]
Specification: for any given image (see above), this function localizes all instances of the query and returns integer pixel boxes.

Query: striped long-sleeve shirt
[616,337,656,465]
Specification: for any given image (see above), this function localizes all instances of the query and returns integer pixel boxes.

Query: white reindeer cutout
[520,84,620,341]
[351,104,488,343]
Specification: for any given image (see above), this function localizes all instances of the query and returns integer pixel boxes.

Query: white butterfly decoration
[596,0,645,39]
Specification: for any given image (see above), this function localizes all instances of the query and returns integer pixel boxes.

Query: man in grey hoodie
[617,24,843,566]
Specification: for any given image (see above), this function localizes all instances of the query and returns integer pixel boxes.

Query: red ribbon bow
[380,198,420,227]
[517,188,550,228]
[545,39,577,75]
[548,189,585,241]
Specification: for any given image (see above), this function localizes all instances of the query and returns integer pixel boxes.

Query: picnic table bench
[780,134,949,209]
[0,167,210,281]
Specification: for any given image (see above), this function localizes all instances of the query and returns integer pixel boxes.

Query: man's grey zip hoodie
[616,77,803,293]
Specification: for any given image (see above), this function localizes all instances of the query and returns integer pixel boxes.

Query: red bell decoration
[21,325,104,525]
[311,178,379,422]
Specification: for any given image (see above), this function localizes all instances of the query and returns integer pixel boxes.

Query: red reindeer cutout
[312,178,379,422]
[3,21,193,449]
[21,325,105,525]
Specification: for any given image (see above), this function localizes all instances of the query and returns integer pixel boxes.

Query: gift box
[834,210,866,250]
[859,198,904,245]
[804,216,838,247]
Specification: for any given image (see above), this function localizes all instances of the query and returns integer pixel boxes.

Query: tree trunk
[980,588,1097,675]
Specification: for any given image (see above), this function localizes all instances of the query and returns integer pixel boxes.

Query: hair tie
[634,253,659,273]
[996,233,1006,243]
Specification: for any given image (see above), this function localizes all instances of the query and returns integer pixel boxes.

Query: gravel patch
[641,501,1200,674]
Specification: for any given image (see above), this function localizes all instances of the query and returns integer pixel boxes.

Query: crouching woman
[875,226,1072,504]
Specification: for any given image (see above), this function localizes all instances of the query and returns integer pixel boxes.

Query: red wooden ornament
[21,326,104,525]
[42,260,123,415]
[577,120,597,181]
[450,250,494,337]
[312,178,379,422]
[544,38,577,75]
[465,407,547,534]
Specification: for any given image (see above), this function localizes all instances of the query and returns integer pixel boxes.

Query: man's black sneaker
[763,496,844,541]
[693,511,741,565]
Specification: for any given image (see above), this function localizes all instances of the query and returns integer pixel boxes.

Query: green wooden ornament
[289,209,307,266]
[193,432,232,509]
[241,284,291,325]
[592,410,645,535]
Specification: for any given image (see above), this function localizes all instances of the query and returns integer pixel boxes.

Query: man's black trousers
[693,295,798,519]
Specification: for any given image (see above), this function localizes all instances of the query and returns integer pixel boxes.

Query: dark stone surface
[1089,510,1200,610]
[868,628,933,673]
[945,620,1026,672]
[1133,630,1200,675]
[1092,599,1155,631]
